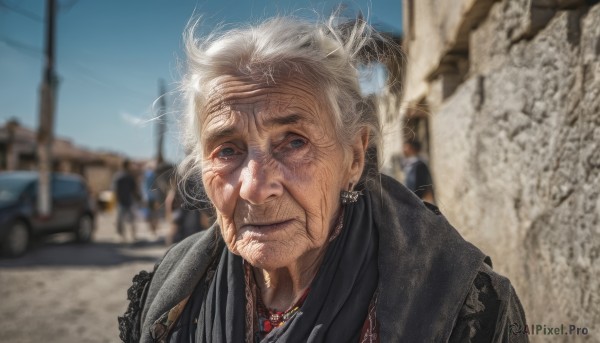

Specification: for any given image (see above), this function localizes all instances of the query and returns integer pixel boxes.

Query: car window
[0,176,33,205]
[52,177,85,199]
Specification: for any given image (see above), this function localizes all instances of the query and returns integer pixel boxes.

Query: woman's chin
[239,242,299,270]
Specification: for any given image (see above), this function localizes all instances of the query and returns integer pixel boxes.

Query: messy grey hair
[177,15,384,196]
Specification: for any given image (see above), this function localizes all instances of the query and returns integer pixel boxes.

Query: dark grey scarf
[169,181,379,342]
[138,174,487,342]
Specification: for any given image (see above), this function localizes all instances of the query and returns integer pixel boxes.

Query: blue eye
[218,147,236,158]
[289,138,306,149]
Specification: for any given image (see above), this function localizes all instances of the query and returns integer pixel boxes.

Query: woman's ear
[348,127,369,185]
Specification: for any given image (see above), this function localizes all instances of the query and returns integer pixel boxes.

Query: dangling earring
[340,183,361,204]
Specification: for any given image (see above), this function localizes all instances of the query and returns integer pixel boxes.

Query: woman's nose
[239,156,283,205]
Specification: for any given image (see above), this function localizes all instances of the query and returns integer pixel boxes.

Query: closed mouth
[242,219,294,229]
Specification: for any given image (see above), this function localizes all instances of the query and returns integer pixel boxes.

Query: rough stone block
[507,1,556,40]
[533,0,587,8]
[469,2,510,75]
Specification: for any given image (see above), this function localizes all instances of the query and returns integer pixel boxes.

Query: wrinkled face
[200,75,354,270]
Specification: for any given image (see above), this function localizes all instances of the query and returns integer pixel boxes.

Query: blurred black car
[0,171,96,257]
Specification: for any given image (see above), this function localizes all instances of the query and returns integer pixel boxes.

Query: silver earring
[340,183,361,204]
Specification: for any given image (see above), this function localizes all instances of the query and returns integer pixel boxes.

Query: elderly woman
[119,16,527,343]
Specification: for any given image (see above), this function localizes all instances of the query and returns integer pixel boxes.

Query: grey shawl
[125,174,526,342]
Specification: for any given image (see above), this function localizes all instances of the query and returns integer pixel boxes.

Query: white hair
[177,15,388,201]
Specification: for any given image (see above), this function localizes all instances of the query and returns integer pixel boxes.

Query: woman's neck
[253,248,325,311]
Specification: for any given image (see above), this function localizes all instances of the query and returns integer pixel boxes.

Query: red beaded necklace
[256,287,310,334]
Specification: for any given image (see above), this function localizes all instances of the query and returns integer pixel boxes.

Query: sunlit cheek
[302,154,345,244]
[220,218,239,254]
[215,183,237,214]
[306,192,336,244]
[203,167,241,253]
[203,170,237,213]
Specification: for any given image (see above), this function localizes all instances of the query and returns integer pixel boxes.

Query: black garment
[114,171,138,207]
[120,174,528,343]
[167,188,378,343]
[449,263,525,343]
[404,158,433,198]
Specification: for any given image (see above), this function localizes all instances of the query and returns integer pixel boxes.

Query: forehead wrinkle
[202,78,328,146]
[253,110,322,141]
[229,93,321,129]
[256,94,320,127]
[203,78,273,122]
[277,79,335,132]
[201,109,247,148]
[281,77,329,108]
[262,113,303,127]
[206,74,324,115]
[203,89,281,128]
[262,88,324,125]
[207,78,274,107]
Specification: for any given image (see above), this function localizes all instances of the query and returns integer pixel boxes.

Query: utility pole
[37,0,58,216]
[156,79,167,164]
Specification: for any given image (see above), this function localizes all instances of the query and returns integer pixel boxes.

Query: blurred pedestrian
[141,161,160,238]
[113,159,140,242]
[402,140,435,203]
[164,177,214,246]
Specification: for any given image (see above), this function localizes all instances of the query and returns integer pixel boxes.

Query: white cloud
[120,111,150,128]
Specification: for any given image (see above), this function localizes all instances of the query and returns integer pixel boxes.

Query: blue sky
[0,0,402,162]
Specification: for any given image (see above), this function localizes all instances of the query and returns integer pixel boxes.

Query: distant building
[0,119,37,171]
[0,119,126,196]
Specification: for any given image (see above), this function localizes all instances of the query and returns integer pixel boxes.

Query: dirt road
[0,211,169,343]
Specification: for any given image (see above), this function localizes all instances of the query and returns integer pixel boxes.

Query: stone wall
[402,0,495,104]
[401,0,600,341]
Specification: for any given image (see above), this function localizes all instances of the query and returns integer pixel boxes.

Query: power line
[64,61,155,100]
[0,0,79,24]
[1,0,156,103]
[0,36,42,57]
[58,0,79,12]
[0,38,156,101]
[0,0,43,22]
